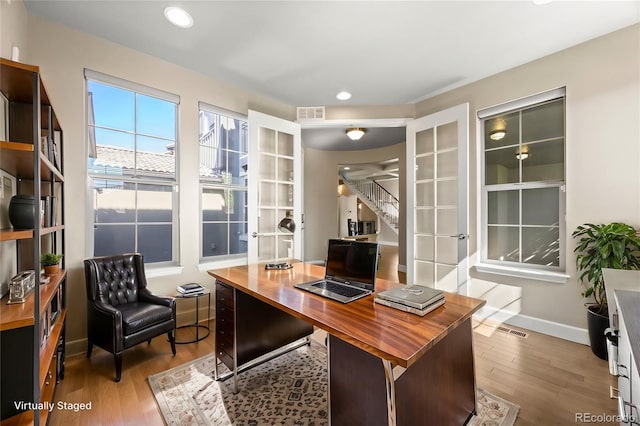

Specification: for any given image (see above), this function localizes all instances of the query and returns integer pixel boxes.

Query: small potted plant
[41,253,63,276]
[572,222,640,359]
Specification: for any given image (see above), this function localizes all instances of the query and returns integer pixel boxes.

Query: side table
[174,290,211,344]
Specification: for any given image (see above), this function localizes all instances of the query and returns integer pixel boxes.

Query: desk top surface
[208,262,485,368]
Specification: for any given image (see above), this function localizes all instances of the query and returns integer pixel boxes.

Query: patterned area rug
[149,342,518,425]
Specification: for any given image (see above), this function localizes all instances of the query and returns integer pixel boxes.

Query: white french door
[406,104,469,292]
[247,110,302,263]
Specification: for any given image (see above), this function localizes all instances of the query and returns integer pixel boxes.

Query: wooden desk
[208,262,485,425]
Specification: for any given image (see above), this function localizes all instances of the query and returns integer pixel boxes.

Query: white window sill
[198,257,248,272]
[145,266,184,278]
[473,263,569,284]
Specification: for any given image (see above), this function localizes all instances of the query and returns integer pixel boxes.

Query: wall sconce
[278,212,296,233]
[346,128,365,141]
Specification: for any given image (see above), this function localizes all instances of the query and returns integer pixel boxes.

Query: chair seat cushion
[117,302,173,335]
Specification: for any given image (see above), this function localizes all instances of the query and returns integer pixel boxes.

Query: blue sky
[88,80,176,153]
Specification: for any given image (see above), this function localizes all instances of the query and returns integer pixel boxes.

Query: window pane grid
[87,77,178,264]
[199,109,248,261]
[482,94,564,270]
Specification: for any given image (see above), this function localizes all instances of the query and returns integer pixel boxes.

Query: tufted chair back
[85,253,146,307]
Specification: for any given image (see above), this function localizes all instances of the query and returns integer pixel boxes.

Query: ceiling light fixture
[346,128,365,141]
[164,6,193,28]
[336,91,352,101]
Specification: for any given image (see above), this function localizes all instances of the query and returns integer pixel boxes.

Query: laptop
[295,239,380,303]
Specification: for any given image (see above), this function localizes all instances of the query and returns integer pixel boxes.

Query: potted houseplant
[572,222,640,360]
[41,252,63,276]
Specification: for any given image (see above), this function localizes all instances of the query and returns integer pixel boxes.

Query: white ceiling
[23,0,640,150]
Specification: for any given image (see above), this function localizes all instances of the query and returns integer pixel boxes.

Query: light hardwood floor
[50,246,617,425]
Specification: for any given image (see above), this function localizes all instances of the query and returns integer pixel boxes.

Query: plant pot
[43,264,60,277]
[587,305,609,360]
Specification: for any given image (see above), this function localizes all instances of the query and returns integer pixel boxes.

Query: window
[199,104,248,261]
[480,88,566,272]
[86,70,179,264]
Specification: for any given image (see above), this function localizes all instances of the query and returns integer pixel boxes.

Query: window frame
[478,88,567,276]
[198,102,249,263]
[85,69,180,267]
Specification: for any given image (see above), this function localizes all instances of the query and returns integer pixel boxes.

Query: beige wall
[0,0,28,62]
[415,24,640,330]
[25,15,294,352]
[5,2,638,349]
[303,143,406,263]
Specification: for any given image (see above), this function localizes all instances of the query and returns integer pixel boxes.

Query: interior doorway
[337,158,400,246]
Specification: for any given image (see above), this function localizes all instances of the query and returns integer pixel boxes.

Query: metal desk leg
[382,359,397,426]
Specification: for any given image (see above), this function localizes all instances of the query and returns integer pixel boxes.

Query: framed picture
[0,91,8,141]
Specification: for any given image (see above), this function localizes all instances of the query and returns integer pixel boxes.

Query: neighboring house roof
[93,145,214,177]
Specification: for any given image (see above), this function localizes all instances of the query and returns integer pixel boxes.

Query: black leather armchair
[84,253,176,382]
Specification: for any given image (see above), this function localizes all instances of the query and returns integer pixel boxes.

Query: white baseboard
[66,337,87,357]
[473,305,589,345]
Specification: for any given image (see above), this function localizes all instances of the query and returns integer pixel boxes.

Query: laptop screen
[325,239,380,290]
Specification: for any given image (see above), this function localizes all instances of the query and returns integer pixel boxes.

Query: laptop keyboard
[312,281,366,298]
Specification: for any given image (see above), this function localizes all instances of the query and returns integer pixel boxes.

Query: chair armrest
[139,288,175,310]
[87,301,124,353]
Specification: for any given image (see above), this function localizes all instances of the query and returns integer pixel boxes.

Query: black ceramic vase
[8,195,36,229]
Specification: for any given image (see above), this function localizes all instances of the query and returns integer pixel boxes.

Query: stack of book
[374,285,445,316]
[177,283,204,297]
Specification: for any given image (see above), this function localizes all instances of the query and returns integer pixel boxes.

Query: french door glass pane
[278,235,294,259]
[415,128,434,155]
[522,227,560,266]
[277,184,293,208]
[415,209,434,234]
[437,150,457,178]
[436,264,457,292]
[260,154,276,180]
[436,179,457,206]
[260,127,276,153]
[435,236,457,264]
[278,157,294,181]
[277,132,294,156]
[436,208,457,235]
[415,235,434,261]
[416,182,434,207]
[259,209,275,231]
[436,122,457,150]
[487,226,519,262]
[138,224,172,262]
[259,235,276,259]
[488,190,519,225]
[260,182,276,206]
[415,261,434,286]
[522,188,559,225]
[416,155,434,181]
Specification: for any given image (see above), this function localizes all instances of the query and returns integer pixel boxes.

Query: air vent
[495,325,529,338]
[297,106,325,121]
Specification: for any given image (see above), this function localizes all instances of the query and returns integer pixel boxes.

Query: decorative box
[8,270,35,304]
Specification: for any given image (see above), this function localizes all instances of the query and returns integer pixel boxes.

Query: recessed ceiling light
[336,91,352,101]
[164,6,193,28]
[344,166,350,170]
